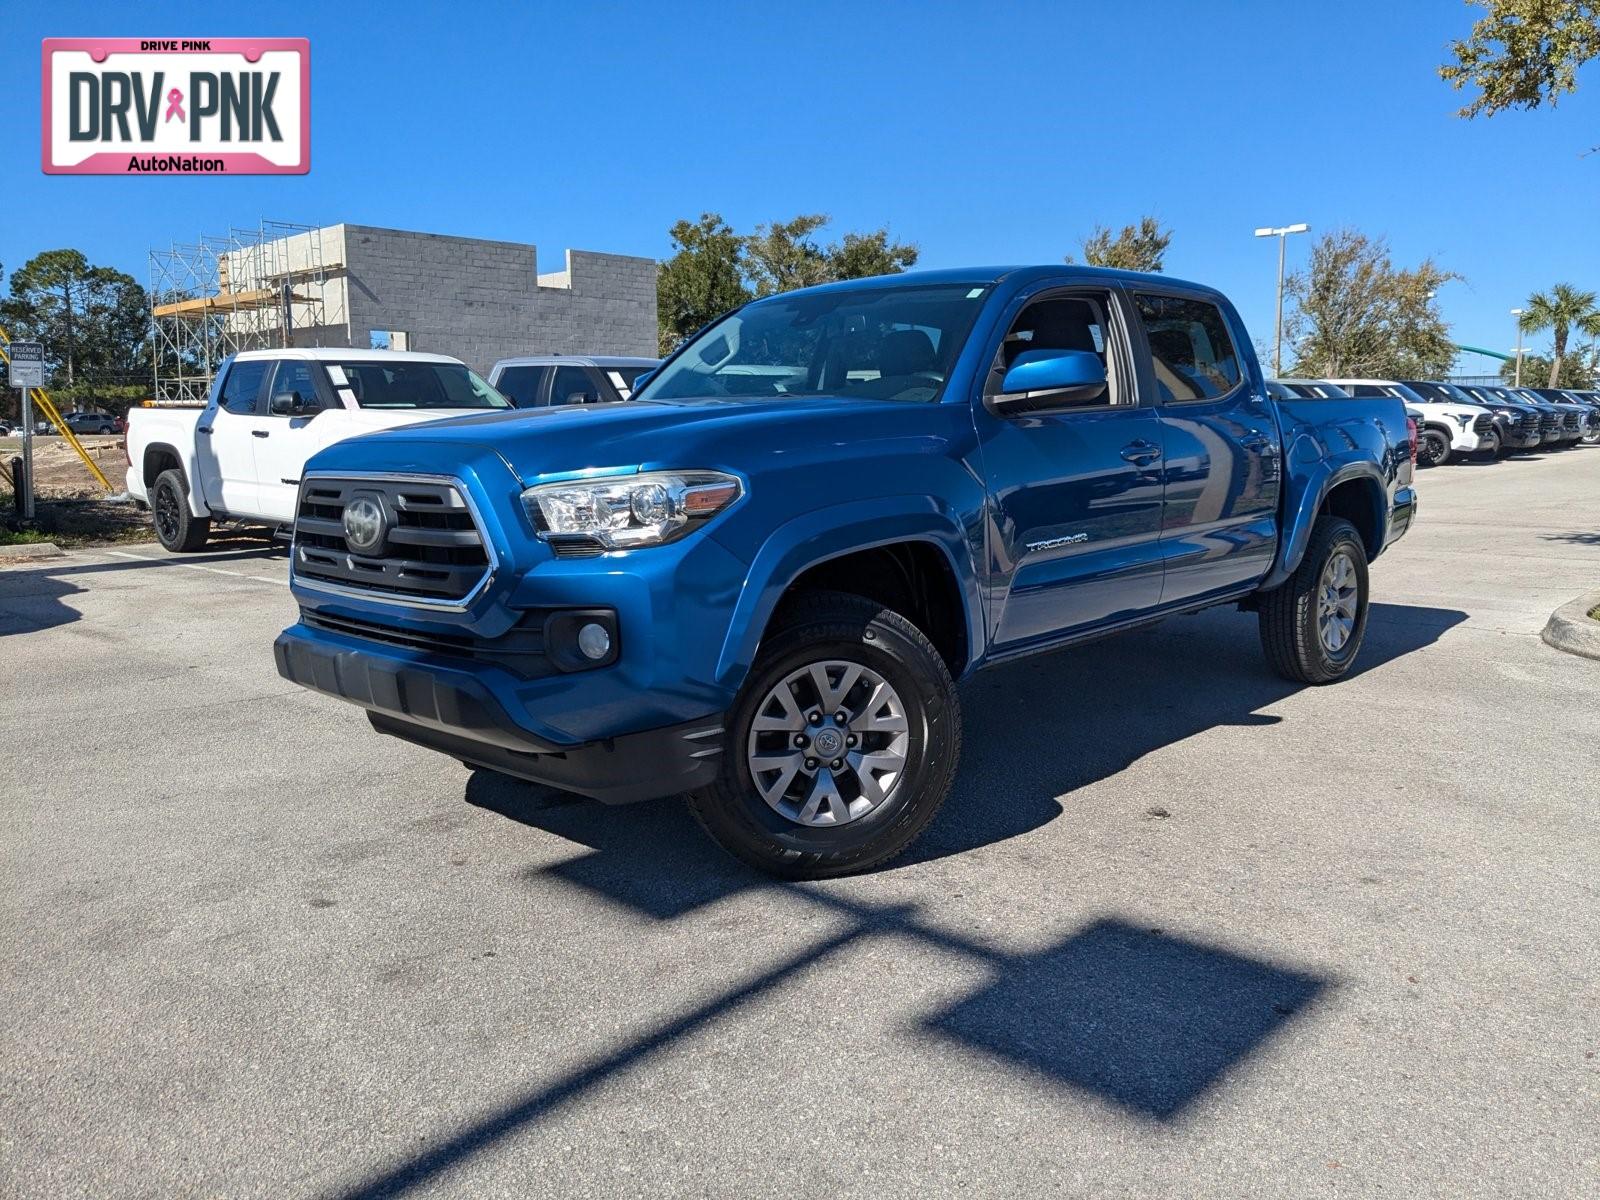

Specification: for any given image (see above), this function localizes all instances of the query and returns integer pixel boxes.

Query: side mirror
[994,349,1107,412]
[270,391,313,417]
[631,367,658,393]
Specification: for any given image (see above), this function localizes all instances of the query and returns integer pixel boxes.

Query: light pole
[1255,223,1310,377]
[1511,308,1526,386]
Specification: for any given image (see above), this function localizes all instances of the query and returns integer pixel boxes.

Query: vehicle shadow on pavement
[318,602,1465,1199]
[0,570,88,637]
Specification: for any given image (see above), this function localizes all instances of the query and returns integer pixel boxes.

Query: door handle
[252,430,270,438]
[1120,440,1162,463]
[196,426,212,434]
[1240,433,1272,450]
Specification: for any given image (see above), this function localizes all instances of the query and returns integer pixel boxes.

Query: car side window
[1133,294,1242,403]
[1348,384,1385,398]
[219,360,270,415]
[495,365,549,407]
[988,292,1121,408]
[550,365,598,406]
[266,361,326,414]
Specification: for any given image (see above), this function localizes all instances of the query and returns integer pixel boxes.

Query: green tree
[1284,229,1462,378]
[655,213,919,352]
[655,214,752,355]
[1518,283,1600,386]
[1440,1,1599,118]
[7,249,148,388]
[1067,216,1172,273]
[743,215,918,297]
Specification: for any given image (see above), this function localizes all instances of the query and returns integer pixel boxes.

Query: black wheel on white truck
[151,468,211,552]
[1416,427,1451,468]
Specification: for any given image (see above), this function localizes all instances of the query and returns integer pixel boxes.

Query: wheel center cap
[812,728,844,758]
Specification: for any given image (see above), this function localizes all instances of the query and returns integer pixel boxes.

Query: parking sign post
[7,341,45,522]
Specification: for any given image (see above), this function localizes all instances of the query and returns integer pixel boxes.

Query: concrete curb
[1542,589,1600,662]
[0,541,65,562]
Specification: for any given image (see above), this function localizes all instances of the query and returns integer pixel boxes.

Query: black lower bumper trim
[367,712,723,805]
[274,628,723,804]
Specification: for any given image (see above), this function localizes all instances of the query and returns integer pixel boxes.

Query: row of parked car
[0,411,126,437]
[1267,377,1600,466]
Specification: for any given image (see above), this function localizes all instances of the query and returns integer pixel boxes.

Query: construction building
[150,221,657,405]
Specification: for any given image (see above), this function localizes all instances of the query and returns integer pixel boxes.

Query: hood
[327,395,946,484]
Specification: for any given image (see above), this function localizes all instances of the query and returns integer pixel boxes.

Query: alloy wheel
[1317,550,1359,654]
[746,659,909,827]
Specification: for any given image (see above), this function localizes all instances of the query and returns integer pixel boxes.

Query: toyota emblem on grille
[343,495,387,555]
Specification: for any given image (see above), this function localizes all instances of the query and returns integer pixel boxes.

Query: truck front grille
[292,476,491,603]
[1562,411,1580,432]
[1472,414,1494,436]
[299,608,554,679]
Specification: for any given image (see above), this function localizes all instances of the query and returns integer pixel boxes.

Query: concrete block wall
[335,225,657,371]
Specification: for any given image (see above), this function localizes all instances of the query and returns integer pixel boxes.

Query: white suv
[1325,379,1497,467]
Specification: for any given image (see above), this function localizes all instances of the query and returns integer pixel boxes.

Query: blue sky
[3,0,1597,371]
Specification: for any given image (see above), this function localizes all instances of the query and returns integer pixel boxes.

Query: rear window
[1133,295,1242,402]
[328,361,510,410]
[494,365,548,407]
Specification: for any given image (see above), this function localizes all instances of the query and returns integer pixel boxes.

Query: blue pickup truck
[274,267,1417,877]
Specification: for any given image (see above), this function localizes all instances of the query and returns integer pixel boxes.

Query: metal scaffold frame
[149,219,344,406]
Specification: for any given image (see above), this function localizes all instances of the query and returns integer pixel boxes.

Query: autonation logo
[42,38,309,175]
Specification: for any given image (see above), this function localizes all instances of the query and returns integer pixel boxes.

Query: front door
[200,358,272,514]
[1130,291,1281,605]
[975,289,1166,649]
[255,359,345,523]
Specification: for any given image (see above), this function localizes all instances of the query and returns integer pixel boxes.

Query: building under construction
[149,221,657,405]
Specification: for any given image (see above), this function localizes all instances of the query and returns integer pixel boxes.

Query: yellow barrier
[0,328,116,493]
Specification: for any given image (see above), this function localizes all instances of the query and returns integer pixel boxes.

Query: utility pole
[1254,223,1310,377]
[1511,308,1526,387]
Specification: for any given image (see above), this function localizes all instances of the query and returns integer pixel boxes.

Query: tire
[1417,428,1450,468]
[151,468,211,552]
[687,590,961,879]
[1257,516,1370,685]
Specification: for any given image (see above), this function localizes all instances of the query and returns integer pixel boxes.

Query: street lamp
[1255,223,1311,377]
[1511,308,1526,387]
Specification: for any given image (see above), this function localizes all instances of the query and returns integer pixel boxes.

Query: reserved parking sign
[42,38,310,175]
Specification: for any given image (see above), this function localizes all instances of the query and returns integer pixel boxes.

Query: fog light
[577,622,612,661]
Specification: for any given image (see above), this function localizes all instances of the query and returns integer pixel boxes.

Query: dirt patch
[0,434,126,498]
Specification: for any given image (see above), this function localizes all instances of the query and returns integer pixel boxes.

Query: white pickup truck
[126,348,512,551]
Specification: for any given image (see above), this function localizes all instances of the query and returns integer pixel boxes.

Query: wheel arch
[1264,463,1386,589]
[715,499,984,691]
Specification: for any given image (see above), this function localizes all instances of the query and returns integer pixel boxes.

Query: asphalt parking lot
[3,448,1597,1198]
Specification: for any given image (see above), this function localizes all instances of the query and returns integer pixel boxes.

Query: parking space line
[103,548,289,586]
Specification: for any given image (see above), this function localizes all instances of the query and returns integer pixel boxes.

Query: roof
[759,264,1218,300]
[233,347,464,365]
[490,355,660,369]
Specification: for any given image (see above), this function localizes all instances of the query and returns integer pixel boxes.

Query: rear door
[492,364,552,407]
[1130,290,1281,605]
[975,286,1166,648]
[198,358,272,514]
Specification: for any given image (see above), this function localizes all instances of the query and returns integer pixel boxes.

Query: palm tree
[1519,283,1600,387]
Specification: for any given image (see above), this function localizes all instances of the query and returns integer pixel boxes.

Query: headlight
[521,470,742,550]
[1450,412,1473,428]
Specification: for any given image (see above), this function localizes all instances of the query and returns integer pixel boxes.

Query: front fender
[1263,449,1385,590]
[713,496,985,690]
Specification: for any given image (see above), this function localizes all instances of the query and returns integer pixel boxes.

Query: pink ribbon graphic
[164,88,185,123]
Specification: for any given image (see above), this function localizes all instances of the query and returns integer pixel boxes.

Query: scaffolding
[149,220,346,406]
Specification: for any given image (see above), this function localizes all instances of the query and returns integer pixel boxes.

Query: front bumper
[274,625,723,803]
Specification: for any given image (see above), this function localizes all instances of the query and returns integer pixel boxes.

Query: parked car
[1273,378,1354,400]
[62,410,120,435]
[1455,384,1561,449]
[1494,386,1581,447]
[1326,379,1496,466]
[1402,381,1542,454]
[1525,388,1597,441]
[125,348,515,552]
[487,356,660,408]
[274,266,1418,878]
[1562,390,1600,443]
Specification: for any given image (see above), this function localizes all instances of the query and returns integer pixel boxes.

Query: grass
[0,492,155,548]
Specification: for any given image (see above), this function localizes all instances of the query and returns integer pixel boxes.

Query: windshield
[329,361,510,410]
[638,283,992,404]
